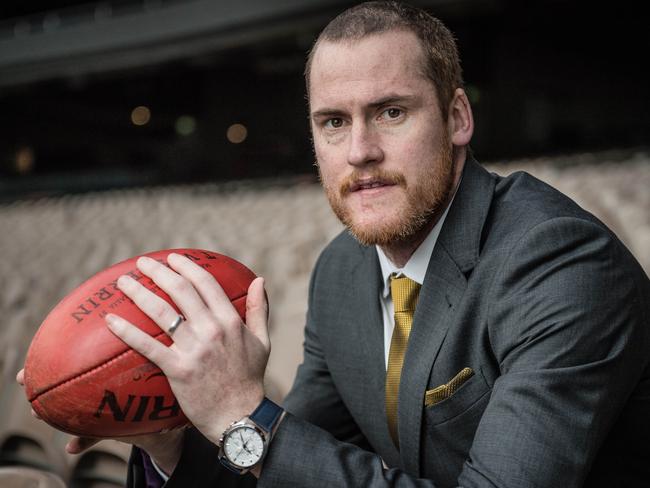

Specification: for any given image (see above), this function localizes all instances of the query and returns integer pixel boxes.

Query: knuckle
[247,302,266,315]
[224,316,242,330]
[197,273,215,290]
[196,347,213,363]
[170,275,191,294]
[138,341,154,358]
[174,364,193,382]
[208,325,225,342]
[150,302,168,322]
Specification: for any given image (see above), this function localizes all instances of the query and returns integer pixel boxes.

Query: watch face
[224,425,265,468]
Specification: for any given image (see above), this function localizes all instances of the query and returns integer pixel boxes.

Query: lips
[349,179,394,192]
[339,171,406,197]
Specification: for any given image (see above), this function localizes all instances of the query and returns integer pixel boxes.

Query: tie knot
[390,274,421,313]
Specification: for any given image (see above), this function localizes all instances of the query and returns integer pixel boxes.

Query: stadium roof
[0,0,488,87]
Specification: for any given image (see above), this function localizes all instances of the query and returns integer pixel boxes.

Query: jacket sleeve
[457,217,649,487]
[281,249,372,450]
[127,428,258,488]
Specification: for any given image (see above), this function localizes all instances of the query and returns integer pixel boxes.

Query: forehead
[309,30,431,106]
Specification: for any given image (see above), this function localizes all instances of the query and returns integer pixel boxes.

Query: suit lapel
[398,158,496,474]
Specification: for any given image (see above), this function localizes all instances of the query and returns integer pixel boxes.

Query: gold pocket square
[424,367,474,407]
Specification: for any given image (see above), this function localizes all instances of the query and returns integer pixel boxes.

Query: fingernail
[137,256,156,267]
[105,314,119,328]
[116,275,134,289]
[168,253,185,264]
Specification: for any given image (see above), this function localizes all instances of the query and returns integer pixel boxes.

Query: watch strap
[218,398,284,475]
[249,397,283,434]
[220,458,246,475]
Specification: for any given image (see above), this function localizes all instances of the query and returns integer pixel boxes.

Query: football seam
[29,292,248,401]
[29,329,169,402]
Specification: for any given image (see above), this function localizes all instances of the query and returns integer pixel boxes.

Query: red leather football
[24,249,256,438]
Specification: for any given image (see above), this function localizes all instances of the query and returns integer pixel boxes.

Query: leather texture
[250,398,284,433]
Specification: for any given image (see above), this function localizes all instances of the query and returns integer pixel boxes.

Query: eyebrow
[310,94,419,119]
[368,94,418,108]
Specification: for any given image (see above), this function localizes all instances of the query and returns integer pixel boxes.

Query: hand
[105,253,270,445]
[16,369,185,474]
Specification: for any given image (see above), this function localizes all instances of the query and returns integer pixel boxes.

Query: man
[22,2,650,486]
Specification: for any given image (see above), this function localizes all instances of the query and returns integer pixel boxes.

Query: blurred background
[0,0,648,486]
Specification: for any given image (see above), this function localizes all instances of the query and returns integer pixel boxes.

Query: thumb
[245,277,270,349]
[66,436,100,454]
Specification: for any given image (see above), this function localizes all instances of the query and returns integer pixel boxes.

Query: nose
[347,122,383,167]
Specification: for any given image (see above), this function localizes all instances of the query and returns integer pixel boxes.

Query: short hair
[305,1,463,120]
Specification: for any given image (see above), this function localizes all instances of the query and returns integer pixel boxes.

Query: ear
[448,88,474,147]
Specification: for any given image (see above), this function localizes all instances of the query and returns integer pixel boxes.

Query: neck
[380,147,467,268]
[379,217,437,268]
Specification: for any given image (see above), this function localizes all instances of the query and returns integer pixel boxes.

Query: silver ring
[168,315,184,335]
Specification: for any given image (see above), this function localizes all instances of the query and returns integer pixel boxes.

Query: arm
[457,217,649,486]
[260,217,649,487]
[282,253,372,450]
[155,428,257,488]
[125,427,258,488]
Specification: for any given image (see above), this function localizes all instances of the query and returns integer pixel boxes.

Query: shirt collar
[376,188,457,299]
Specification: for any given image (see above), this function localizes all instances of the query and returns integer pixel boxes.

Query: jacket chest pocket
[420,370,492,484]
[424,368,491,427]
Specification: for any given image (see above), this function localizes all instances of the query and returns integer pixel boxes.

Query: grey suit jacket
[141,158,650,487]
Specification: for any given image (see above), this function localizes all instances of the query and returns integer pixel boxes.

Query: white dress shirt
[376,195,456,368]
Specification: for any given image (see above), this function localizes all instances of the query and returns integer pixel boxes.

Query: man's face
[308,30,456,246]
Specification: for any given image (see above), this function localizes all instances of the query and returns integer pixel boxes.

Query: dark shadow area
[0,0,647,201]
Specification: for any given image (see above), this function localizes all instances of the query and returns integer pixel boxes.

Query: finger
[117,274,194,340]
[135,256,210,321]
[245,277,270,349]
[167,253,241,323]
[16,370,43,419]
[66,436,100,454]
[106,314,174,370]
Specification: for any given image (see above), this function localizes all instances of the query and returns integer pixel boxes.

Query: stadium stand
[0,466,66,487]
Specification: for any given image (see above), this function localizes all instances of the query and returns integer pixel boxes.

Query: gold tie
[385,274,421,448]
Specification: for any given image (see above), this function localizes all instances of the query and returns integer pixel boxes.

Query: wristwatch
[218,398,284,474]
